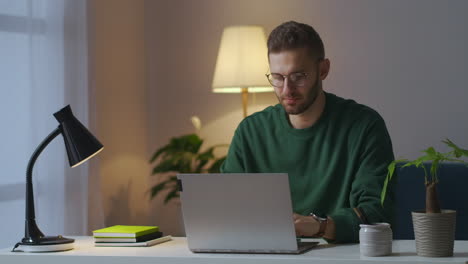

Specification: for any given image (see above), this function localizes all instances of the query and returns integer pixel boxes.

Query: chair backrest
[394,162,468,240]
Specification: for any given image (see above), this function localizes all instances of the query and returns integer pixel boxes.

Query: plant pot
[411,210,456,257]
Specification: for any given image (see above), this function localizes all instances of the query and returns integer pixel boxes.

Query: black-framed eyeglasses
[265,72,310,87]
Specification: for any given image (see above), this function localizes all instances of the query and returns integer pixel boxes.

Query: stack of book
[93,225,171,247]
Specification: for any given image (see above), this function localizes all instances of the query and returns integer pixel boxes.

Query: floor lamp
[212,25,273,118]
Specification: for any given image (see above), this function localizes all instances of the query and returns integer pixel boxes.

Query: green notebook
[93,225,159,238]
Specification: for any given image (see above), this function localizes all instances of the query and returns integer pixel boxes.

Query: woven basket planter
[411,210,456,257]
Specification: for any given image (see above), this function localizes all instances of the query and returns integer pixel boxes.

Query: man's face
[268,48,325,115]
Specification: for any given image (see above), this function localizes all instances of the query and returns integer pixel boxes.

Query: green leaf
[443,138,468,158]
[198,147,215,160]
[423,147,437,158]
[164,189,180,204]
[380,159,406,206]
[381,161,395,206]
[150,145,171,163]
[152,159,180,174]
[149,132,229,203]
[195,160,208,173]
[152,151,198,174]
[150,134,202,163]
[194,147,215,172]
[430,160,439,183]
[208,157,227,173]
[172,134,203,153]
[149,176,179,199]
[444,157,466,163]
[150,181,168,198]
[381,140,468,206]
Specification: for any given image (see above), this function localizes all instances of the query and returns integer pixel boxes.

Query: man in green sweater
[220,21,395,243]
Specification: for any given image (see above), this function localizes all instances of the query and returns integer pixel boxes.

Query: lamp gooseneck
[14,105,103,252]
[23,127,61,243]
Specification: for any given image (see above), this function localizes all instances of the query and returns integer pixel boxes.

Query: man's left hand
[293,213,320,237]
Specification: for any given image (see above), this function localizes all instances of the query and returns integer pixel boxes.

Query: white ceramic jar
[359,223,392,257]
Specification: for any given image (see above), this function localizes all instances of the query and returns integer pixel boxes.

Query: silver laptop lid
[177,173,299,253]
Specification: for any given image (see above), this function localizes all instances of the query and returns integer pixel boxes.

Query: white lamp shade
[212,26,273,93]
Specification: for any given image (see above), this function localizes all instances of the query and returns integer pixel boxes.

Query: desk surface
[1,237,467,264]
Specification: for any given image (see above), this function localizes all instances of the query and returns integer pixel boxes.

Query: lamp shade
[212,25,272,93]
[53,105,103,168]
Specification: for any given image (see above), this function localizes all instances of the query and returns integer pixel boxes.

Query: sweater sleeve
[330,115,396,243]
[220,128,246,173]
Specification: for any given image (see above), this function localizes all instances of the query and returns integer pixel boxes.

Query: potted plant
[381,139,468,257]
[149,117,228,204]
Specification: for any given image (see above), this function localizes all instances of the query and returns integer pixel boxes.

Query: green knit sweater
[221,92,395,243]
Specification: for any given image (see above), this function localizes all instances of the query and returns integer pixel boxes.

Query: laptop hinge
[177,179,183,192]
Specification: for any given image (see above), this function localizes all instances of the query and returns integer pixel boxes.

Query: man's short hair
[267,21,325,59]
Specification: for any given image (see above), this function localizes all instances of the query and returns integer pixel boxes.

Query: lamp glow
[212,26,272,117]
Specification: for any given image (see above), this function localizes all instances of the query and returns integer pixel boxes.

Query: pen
[355,207,370,225]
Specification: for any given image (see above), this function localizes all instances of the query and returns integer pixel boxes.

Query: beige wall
[90,0,151,227]
[145,0,282,235]
[88,0,468,235]
[145,0,468,235]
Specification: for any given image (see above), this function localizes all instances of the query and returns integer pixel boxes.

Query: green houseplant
[381,138,468,257]
[149,128,227,204]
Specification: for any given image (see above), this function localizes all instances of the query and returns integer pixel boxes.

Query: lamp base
[16,236,74,252]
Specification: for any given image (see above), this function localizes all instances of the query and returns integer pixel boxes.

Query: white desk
[1,237,467,264]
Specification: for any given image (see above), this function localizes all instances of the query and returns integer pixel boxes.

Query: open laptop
[177,173,319,254]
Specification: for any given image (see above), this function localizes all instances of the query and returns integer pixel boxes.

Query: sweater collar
[278,91,334,137]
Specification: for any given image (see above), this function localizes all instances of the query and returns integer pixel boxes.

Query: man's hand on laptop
[293,213,320,237]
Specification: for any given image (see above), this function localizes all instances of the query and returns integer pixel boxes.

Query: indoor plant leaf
[150,181,170,198]
[381,139,467,212]
[152,159,182,174]
[172,134,203,153]
[381,159,406,205]
[195,147,215,172]
[164,189,180,204]
[149,131,228,204]
[443,138,468,158]
[150,176,178,198]
[208,157,227,173]
[150,145,172,163]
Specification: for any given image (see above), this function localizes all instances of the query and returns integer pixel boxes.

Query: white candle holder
[359,223,392,257]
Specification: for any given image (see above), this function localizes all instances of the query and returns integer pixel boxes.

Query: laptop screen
[177,173,301,253]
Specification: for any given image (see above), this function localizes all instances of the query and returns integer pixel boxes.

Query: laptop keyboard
[192,241,319,254]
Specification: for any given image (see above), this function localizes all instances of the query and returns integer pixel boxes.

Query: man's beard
[277,71,321,115]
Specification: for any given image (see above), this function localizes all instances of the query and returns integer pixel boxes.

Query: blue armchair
[394,163,468,240]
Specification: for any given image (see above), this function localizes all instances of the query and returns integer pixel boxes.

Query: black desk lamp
[13,105,103,252]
